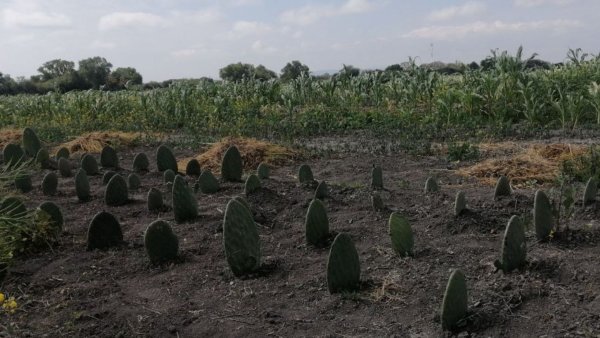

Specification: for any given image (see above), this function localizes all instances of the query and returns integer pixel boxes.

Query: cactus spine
[327,233,360,293]
[144,220,179,264]
[388,212,413,257]
[305,199,330,246]
[100,145,119,168]
[223,199,261,276]
[75,169,91,202]
[440,269,468,331]
[494,175,511,198]
[86,211,123,250]
[132,152,150,172]
[494,215,526,273]
[172,175,198,223]
[244,174,261,195]
[42,172,58,196]
[105,174,129,206]
[534,190,553,241]
[221,145,243,182]
[156,145,177,172]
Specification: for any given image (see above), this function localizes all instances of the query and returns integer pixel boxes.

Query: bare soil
[2,139,600,337]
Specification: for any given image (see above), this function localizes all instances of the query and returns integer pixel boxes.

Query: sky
[0,0,599,81]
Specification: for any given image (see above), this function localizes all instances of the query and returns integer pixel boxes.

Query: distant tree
[468,61,480,70]
[106,67,143,90]
[280,60,310,82]
[0,72,18,95]
[254,65,277,81]
[78,57,113,89]
[37,59,76,81]
[336,64,360,80]
[219,62,255,82]
[384,64,403,72]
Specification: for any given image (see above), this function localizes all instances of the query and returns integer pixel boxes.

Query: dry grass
[458,143,587,186]
[54,131,147,155]
[178,137,301,173]
[0,129,23,148]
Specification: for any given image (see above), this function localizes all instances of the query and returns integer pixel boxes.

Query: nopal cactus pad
[102,171,116,185]
[163,169,176,184]
[38,201,63,238]
[197,170,220,194]
[22,127,41,157]
[244,174,261,195]
[105,174,129,206]
[298,164,314,184]
[75,169,91,202]
[424,177,439,193]
[327,233,360,294]
[80,154,99,175]
[388,212,414,257]
[128,173,141,190]
[58,157,72,177]
[0,197,26,216]
[55,147,69,160]
[371,166,383,189]
[440,269,468,331]
[3,143,24,167]
[86,211,123,250]
[156,145,178,172]
[257,162,270,179]
[172,175,198,223]
[534,190,554,241]
[494,176,512,198]
[144,220,179,264]
[305,199,330,246]
[494,215,526,273]
[223,199,261,276]
[15,174,33,193]
[100,145,119,168]
[314,181,328,199]
[42,172,58,196]
[372,194,384,211]
[583,177,597,205]
[35,148,51,169]
[185,159,201,176]
[454,191,467,216]
[221,145,243,182]
[147,188,164,212]
[132,152,150,172]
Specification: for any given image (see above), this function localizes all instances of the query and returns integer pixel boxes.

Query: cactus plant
[314,181,328,199]
[75,169,91,202]
[41,172,58,196]
[223,198,261,276]
[327,233,360,293]
[35,148,51,169]
[3,143,24,167]
[454,191,467,216]
[55,147,69,160]
[221,145,243,182]
[534,190,553,241]
[163,169,176,184]
[197,170,220,194]
[58,157,72,177]
[298,164,314,184]
[128,173,141,190]
[388,212,413,257]
[105,174,129,206]
[22,127,41,157]
[185,159,201,176]
[305,199,330,246]
[79,154,98,175]
[147,188,164,212]
[372,194,384,211]
[102,171,116,185]
[86,211,123,250]
[14,174,32,193]
[494,176,511,198]
[244,174,261,195]
[172,175,198,223]
[440,269,468,331]
[257,162,270,179]
[156,145,177,172]
[424,177,439,193]
[233,195,251,213]
[100,145,119,168]
[38,201,63,238]
[583,177,597,205]
[0,197,26,216]
[132,152,150,172]
[494,215,526,273]
[144,220,179,264]
[371,166,383,189]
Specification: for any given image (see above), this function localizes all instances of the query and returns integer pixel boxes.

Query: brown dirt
[2,139,600,337]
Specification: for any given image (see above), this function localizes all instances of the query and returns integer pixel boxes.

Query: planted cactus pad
[223,199,261,276]
[133,152,150,172]
[257,162,270,179]
[244,174,261,195]
[156,145,178,172]
[314,181,328,199]
[128,173,141,190]
[147,188,164,212]
[185,159,202,176]
[454,191,467,216]
[42,172,58,196]
[305,199,330,246]
[100,145,119,168]
[534,190,553,241]
[440,269,468,331]
[221,145,243,182]
[298,164,314,184]
[494,215,526,273]
[102,171,116,185]
[424,177,439,193]
[371,166,383,189]
[172,175,198,223]
[35,148,50,169]
[75,169,91,202]
[0,197,26,216]
[164,169,176,184]
[144,220,179,264]
[38,201,64,238]
[3,143,24,167]
[197,170,220,194]
[86,211,123,250]
[327,233,360,294]
[105,174,129,206]
[388,212,413,257]
[583,177,597,205]
[494,176,511,198]
[15,174,32,193]
[22,127,41,157]
[58,157,72,177]
[372,194,384,211]
[80,154,99,175]
[55,147,70,160]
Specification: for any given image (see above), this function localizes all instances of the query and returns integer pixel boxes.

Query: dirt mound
[0,129,23,148]
[55,132,148,155]
[178,137,302,172]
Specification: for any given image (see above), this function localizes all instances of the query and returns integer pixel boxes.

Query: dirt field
[2,138,600,337]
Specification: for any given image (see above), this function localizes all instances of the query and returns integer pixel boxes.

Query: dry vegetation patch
[0,129,23,148]
[54,131,150,155]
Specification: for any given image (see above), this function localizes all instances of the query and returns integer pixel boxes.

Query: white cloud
[252,40,277,53]
[428,1,485,21]
[172,9,222,25]
[403,19,582,39]
[514,0,575,7]
[280,0,374,25]
[2,9,71,29]
[90,40,116,49]
[341,0,373,14]
[98,12,166,31]
[171,49,197,58]
[232,21,271,36]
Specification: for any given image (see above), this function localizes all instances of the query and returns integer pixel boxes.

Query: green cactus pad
[58,157,72,177]
[244,174,261,195]
[105,174,129,206]
[132,152,150,172]
[388,212,413,257]
[185,159,201,176]
[233,195,251,213]
[35,148,51,169]
[372,194,384,211]
[0,197,26,216]
[534,190,553,241]
[494,215,526,273]
[257,162,270,179]
[163,169,176,184]
[22,127,41,157]
[197,170,220,193]
[102,171,116,185]
[42,172,58,196]
[3,143,24,167]
[80,154,99,175]
[221,145,243,182]
[38,201,63,238]
[298,164,314,184]
[156,145,177,172]
[15,174,32,193]
[454,191,467,216]
[75,169,91,202]
[424,177,439,193]
[147,188,164,212]
[86,211,123,250]
[305,199,330,246]
[440,269,468,331]
[583,177,597,205]
[494,176,512,198]
[314,181,328,199]
[144,219,179,264]
[128,173,141,190]
[371,166,383,189]
[172,175,198,223]
[55,147,70,160]
[223,199,261,276]
[327,233,360,294]
[100,145,119,168]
